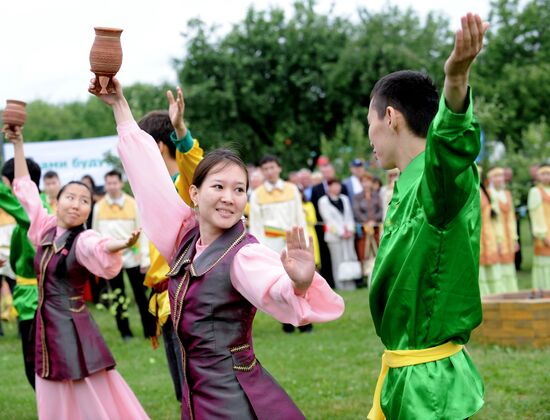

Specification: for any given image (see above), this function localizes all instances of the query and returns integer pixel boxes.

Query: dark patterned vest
[33,226,115,380]
[167,220,305,420]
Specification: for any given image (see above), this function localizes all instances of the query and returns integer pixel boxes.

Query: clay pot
[89,27,123,94]
[2,100,27,128]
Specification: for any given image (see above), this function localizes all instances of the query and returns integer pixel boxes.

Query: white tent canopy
[3,135,119,188]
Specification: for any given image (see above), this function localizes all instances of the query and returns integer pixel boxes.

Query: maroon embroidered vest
[167,220,305,420]
[33,226,115,380]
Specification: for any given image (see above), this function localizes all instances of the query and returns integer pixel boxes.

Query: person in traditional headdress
[487,166,519,292]
[528,163,550,289]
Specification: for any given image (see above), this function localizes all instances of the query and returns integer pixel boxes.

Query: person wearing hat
[343,158,365,208]
[478,165,500,296]
[487,166,519,293]
[528,163,550,289]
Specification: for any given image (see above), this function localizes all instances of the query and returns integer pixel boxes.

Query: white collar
[264,179,285,193]
[106,194,125,207]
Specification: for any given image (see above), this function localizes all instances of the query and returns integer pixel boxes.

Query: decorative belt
[368,342,464,419]
[16,275,38,286]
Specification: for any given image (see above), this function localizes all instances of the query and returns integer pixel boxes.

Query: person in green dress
[1,157,50,389]
[367,13,489,420]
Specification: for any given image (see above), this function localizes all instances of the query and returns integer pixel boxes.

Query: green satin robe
[0,181,50,321]
[369,89,484,419]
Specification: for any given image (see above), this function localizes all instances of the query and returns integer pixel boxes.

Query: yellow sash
[16,275,38,286]
[148,290,171,327]
[368,342,464,420]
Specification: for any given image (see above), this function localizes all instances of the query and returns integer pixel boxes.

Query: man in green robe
[1,157,49,389]
[367,14,489,419]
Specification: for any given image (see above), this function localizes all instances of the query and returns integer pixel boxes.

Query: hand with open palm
[106,229,141,253]
[167,86,187,139]
[444,13,490,112]
[280,226,315,293]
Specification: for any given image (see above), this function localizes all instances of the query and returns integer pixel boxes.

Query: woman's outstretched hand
[106,229,141,253]
[281,226,315,293]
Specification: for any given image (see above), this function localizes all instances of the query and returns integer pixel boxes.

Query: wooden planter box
[472,290,550,348]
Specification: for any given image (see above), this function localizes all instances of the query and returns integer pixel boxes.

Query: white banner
[3,136,119,188]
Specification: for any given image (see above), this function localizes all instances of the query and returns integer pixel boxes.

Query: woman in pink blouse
[90,78,345,420]
[3,125,149,420]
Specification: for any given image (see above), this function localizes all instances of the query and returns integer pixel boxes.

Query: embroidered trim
[229,343,250,353]
[190,222,247,276]
[233,358,257,372]
[166,241,193,276]
[172,271,193,420]
[38,247,55,378]
[173,272,190,331]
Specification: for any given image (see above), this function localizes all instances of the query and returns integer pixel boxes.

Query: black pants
[282,323,313,333]
[162,318,184,402]
[314,225,334,288]
[89,276,107,304]
[0,275,34,389]
[20,318,35,389]
[103,266,156,338]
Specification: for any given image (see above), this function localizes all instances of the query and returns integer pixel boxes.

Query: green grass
[1,288,549,419]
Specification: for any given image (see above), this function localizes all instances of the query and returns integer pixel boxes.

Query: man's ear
[158,141,166,155]
[385,106,399,131]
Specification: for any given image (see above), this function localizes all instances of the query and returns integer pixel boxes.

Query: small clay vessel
[2,100,27,128]
[89,27,123,94]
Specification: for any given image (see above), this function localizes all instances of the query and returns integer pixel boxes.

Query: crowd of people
[478,165,550,295]
[0,12,548,420]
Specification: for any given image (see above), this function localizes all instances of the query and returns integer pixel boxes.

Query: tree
[473,0,550,149]
[176,1,352,168]
[175,1,454,170]
[20,83,172,142]
[495,119,550,206]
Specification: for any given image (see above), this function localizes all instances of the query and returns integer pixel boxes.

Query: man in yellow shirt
[140,86,203,403]
[249,155,311,333]
[41,170,61,213]
[93,169,154,339]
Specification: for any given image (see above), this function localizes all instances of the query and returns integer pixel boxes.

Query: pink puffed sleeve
[74,230,123,279]
[12,175,57,247]
[230,243,345,325]
[117,120,195,261]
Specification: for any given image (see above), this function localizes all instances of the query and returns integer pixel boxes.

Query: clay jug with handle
[2,100,27,128]
[89,27,123,94]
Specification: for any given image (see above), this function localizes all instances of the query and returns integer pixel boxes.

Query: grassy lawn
[1,286,549,419]
[0,219,546,418]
